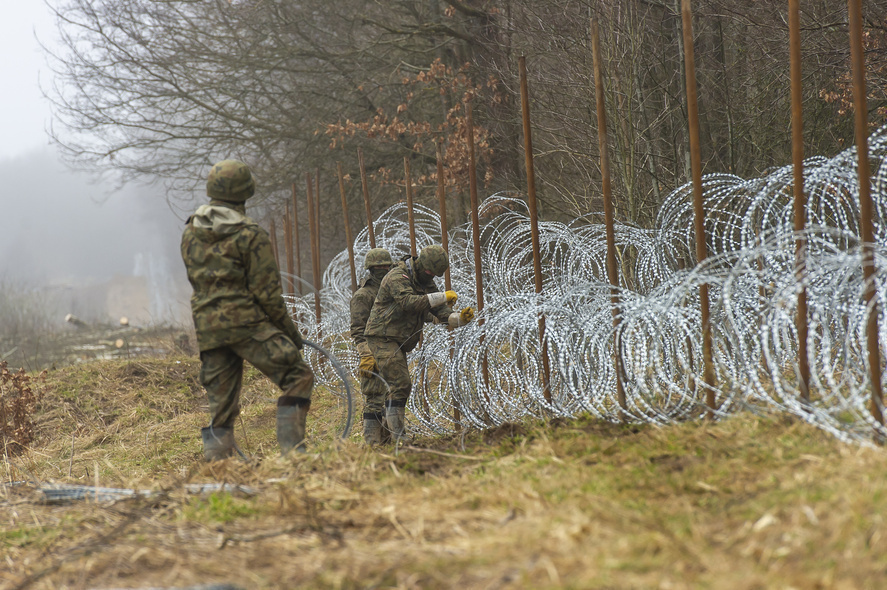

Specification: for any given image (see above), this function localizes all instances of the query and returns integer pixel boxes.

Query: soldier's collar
[209,199,247,215]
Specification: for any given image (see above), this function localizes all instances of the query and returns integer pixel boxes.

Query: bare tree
[45,0,878,239]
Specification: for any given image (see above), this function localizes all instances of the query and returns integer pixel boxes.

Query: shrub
[0,361,42,456]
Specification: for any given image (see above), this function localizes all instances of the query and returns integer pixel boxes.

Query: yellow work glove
[358,354,377,378]
[427,290,459,307]
[448,306,475,328]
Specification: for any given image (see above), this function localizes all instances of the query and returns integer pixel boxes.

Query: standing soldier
[350,248,394,445]
[364,244,475,440]
[181,159,314,461]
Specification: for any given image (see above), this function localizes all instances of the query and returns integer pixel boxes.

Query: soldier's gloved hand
[358,354,377,378]
[288,326,305,350]
[427,290,458,308]
[448,306,475,328]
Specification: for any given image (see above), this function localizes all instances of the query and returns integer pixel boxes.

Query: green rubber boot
[385,404,406,441]
[363,413,384,446]
[277,397,310,454]
[201,426,235,462]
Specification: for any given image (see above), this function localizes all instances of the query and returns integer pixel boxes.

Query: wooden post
[358,148,377,248]
[466,99,490,400]
[437,141,460,429]
[291,182,303,296]
[518,56,553,405]
[848,0,884,426]
[269,217,280,273]
[404,155,429,421]
[681,0,717,416]
[404,157,418,257]
[284,200,294,297]
[338,161,358,292]
[789,0,810,403]
[305,172,323,327]
[314,168,322,263]
[437,142,453,291]
[590,23,627,415]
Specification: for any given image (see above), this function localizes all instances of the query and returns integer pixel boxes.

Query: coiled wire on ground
[284,126,887,445]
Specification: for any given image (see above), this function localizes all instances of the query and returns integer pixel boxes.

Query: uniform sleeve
[350,289,372,346]
[429,305,453,324]
[388,273,433,314]
[244,228,304,348]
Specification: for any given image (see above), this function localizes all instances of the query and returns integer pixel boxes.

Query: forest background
[44,0,887,282]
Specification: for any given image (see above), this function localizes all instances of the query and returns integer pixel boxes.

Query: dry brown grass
[2,357,887,589]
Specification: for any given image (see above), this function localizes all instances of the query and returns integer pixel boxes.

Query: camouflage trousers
[359,369,388,415]
[365,336,412,407]
[199,323,314,429]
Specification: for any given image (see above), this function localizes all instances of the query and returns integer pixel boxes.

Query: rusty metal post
[404,157,418,257]
[590,23,627,415]
[269,217,280,272]
[681,0,717,415]
[789,0,811,403]
[403,155,429,419]
[338,161,358,292]
[437,141,460,429]
[284,200,295,297]
[305,172,323,327]
[314,168,322,263]
[291,182,303,296]
[466,99,490,397]
[848,0,884,426]
[437,143,453,290]
[466,102,485,315]
[358,148,377,248]
[518,56,553,405]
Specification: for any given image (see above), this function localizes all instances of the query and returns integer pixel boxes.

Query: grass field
[2,356,887,589]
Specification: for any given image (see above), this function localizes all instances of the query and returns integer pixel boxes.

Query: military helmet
[364,248,393,269]
[416,244,449,277]
[206,159,256,203]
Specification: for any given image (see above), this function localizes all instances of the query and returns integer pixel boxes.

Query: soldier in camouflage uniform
[181,159,314,461]
[350,248,393,445]
[364,245,475,440]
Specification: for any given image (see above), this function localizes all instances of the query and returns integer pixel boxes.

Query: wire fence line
[284,126,887,445]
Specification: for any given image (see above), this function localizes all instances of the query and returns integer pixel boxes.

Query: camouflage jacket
[364,258,453,352]
[350,273,382,355]
[180,201,303,351]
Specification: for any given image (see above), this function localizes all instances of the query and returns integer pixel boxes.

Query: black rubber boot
[201,426,235,462]
[363,412,384,446]
[380,414,392,444]
[277,397,310,454]
[385,403,407,441]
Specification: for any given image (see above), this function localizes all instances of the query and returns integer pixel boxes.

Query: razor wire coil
[285,125,887,445]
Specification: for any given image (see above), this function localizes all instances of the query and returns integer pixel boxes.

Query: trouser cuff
[278,396,311,408]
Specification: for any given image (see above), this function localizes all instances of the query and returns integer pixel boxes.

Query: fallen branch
[397,445,486,461]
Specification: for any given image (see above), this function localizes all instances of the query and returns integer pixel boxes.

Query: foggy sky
[1,147,189,288]
[1,4,55,160]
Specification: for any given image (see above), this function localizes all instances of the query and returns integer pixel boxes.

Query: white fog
[1,148,192,327]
